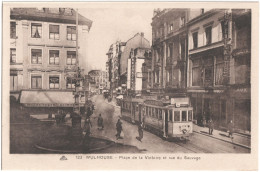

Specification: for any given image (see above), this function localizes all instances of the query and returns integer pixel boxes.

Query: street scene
[9,7,251,154]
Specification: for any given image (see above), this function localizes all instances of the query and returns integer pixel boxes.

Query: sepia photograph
[2,1,258,170]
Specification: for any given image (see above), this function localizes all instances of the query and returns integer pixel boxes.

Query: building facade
[148,8,251,133]
[10,8,92,102]
[150,9,202,97]
[187,9,251,133]
[120,32,150,89]
[127,48,151,95]
[88,70,107,94]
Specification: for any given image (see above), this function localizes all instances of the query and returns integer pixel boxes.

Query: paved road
[89,95,250,153]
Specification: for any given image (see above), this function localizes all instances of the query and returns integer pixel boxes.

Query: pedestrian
[115,119,123,140]
[202,116,206,128]
[97,114,104,130]
[136,122,143,142]
[228,120,234,138]
[84,118,92,138]
[208,118,214,135]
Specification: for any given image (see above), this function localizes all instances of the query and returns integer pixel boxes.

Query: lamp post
[71,9,83,138]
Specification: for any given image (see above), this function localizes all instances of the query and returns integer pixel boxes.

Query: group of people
[83,114,144,142]
[201,117,234,138]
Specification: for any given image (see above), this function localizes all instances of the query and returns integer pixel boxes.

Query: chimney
[141,32,144,37]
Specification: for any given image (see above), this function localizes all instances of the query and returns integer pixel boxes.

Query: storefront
[20,90,85,115]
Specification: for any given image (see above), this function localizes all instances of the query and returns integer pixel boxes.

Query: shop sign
[144,100,163,106]
[234,88,248,93]
[232,48,250,56]
[24,103,80,107]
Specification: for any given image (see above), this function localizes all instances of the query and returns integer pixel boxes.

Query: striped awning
[20,90,85,107]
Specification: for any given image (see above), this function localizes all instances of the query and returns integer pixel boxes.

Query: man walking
[97,114,104,130]
[115,119,123,140]
[208,118,214,135]
[136,122,143,142]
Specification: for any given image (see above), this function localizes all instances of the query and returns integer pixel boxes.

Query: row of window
[31,75,76,89]
[10,21,76,41]
[153,16,186,38]
[10,48,76,65]
[144,106,192,122]
[192,21,225,49]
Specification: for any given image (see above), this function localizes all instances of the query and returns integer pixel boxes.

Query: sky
[79,8,153,72]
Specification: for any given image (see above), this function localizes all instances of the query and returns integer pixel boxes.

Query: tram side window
[152,108,155,118]
[155,108,158,118]
[146,107,148,116]
[188,110,193,121]
[169,110,173,122]
[174,111,180,121]
[182,111,187,121]
[149,107,152,117]
[158,109,162,120]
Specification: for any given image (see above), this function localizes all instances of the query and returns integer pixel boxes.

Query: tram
[121,97,193,140]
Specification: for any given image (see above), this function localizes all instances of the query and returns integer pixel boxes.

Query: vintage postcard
[2,1,258,170]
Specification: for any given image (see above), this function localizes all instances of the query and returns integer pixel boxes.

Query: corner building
[10,8,92,111]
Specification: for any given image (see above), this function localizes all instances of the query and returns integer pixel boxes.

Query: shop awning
[20,90,85,107]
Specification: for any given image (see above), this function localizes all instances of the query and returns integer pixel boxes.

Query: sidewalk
[193,124,251,149]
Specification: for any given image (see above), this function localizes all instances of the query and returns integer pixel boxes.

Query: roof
[20,90,85,107]
[10,8,92,29]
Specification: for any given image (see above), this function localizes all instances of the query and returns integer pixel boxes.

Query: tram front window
[174,111,180,121]
[182,111,187,121]
[188,110,192,121]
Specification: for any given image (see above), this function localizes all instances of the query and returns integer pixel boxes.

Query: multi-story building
[10,8,92,110]
[106,41,126,96]
[150,9,202,97]
[127,48,151,95]
[120,33,150,90]
[88,70,107,94]
[149,8,251,133]
[187,9,251,133]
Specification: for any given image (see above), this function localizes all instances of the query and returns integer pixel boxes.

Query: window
[221,21,226,40]
[10,75,18,91]
[192,58,201,86]
[180,16,185,27]
[31,76,42,89]
[31,23,42,38]
[66,77,76,89]
[205,26,212,45]
[169,24,173,32]
[10,48,16,63]
[67,51,76,65]
[49,25,59,40]
[215,56,224,85]
[10,22,16,39]
[49,76,60,89]
[192,32,198,48]
[158,109,162,120]
[49,50,59,65]
[174,111,180,121]
[235,56,250,84]
[188,110,193,121]
[169,110,173,121]
[67,26,76,40]
[182,111,187,121]
[204,57,214,86]
[31,49,42,64]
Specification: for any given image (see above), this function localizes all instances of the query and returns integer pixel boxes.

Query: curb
[35,135,115,153]
[193,131,251,150]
